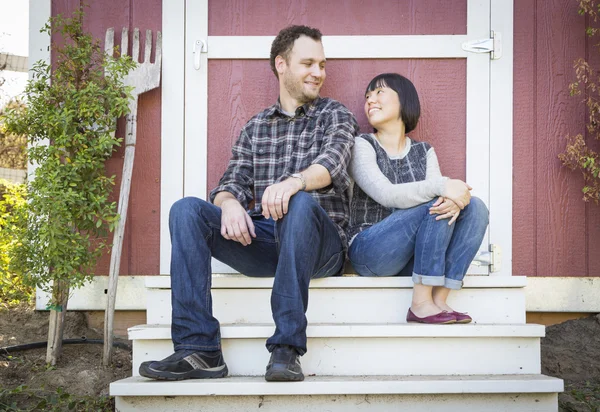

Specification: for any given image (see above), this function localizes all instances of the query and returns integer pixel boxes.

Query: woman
[347,73,489,324]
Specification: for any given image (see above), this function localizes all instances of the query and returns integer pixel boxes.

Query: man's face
[280,36,326,104]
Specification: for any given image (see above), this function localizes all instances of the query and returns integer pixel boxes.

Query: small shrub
[0,179,33,309]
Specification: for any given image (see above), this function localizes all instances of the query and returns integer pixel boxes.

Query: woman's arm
[349,137,447,209]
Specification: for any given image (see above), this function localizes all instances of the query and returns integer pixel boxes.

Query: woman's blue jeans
[168,192,344,356]
[348,197,489,289]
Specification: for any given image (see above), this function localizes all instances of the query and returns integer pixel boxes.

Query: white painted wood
[526,277,600,312]
[115,392,558,412]
[36,276,146,311]
[160,0,186,275]
[111,374,563,396]
[145,287,526,325]
[183,0,208,200]
[131,332,542,376]
[43,275,600,313]
[465,0,492,275]
[130,323,545,340]
[207,35,469,59]
[489,0,514,276]
[146,273,528,289]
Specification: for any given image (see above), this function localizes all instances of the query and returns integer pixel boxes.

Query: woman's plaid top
[209,97,358,247]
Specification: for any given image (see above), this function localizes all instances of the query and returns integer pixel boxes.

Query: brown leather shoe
[406,308,456,324]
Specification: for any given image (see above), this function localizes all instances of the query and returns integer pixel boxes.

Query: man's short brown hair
[270,25,323,79]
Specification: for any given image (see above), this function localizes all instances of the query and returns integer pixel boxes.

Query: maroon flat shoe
[406,308,456,324]
[450,311,472,324]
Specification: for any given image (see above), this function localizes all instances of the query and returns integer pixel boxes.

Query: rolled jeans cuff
[444,278,463,290]
[412,272,445,286]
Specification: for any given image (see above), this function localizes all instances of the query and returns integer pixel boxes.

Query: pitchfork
[102,27,162,365]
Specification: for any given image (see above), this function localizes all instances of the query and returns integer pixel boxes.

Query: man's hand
[261,178,303,220]
[443,179,472,209]
[430,196,461,225]
[220,198,256,246]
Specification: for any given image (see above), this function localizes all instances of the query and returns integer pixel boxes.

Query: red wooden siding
[513,0,600,276]
[51,0,162,275]
[207,59,466,194]
[207,0,467,36]
[48,0,600,277]
[206,0,468,198]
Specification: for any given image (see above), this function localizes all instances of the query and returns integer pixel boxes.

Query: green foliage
[1,8,135,305]
[0,385,113,412]
[560,0,600,204]
[0,101,27,169]
[0,179,33,309]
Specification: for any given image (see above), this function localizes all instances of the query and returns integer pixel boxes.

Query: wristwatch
[291,173,306,191]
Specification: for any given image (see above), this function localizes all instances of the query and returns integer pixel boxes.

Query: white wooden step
[145,275,527,325]
[111,374,563,412]
[130,323,544,377]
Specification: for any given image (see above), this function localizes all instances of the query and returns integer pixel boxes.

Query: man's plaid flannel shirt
[209,96,359,248]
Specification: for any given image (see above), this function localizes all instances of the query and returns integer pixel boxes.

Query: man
[140,25,358,382]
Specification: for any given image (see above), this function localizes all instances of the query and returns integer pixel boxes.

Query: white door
[160,0,513,276]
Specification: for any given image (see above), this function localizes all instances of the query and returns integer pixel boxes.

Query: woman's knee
[464,196,489,226]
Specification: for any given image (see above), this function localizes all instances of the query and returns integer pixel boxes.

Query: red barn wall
[51,0,162,276]
[51,0,600,277]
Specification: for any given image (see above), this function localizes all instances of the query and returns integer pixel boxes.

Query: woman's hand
[443,179,472,209]
[429,196,461,225]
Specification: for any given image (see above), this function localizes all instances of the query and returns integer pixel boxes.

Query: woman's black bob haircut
[365,73,421,133]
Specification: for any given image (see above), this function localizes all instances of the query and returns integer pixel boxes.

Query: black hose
[0,337,130,355]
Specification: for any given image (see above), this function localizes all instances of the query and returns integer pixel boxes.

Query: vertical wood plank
[512,0,536,276]
[129,0,162,275]
[80,1,132,275]
[535,0,587,276]
[584,16,600,275]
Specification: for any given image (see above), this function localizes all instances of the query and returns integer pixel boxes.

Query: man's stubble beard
[283,70,320,105]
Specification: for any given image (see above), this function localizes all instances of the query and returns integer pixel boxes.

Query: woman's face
[364,86,401,130]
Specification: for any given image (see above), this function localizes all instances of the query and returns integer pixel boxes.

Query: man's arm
[210,127,256,245]
[261,104,358,220]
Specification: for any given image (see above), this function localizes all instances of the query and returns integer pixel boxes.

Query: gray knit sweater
[347,133,447,242]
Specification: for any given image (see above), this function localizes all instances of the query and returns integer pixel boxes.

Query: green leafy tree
[0,179,31,309]
[2,8,135,364]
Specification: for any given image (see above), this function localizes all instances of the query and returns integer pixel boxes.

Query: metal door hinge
[472,244,502,272]
[462,31,502,60]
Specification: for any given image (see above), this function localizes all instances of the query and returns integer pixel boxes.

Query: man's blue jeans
[168,192,344,356]
[348,197,489,289]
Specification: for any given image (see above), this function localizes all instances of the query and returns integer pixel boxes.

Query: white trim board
[207,35,469,59]
[35,276,600,312]
[35,277,147,311]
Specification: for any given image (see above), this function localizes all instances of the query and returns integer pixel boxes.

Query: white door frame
[161,0,514,276]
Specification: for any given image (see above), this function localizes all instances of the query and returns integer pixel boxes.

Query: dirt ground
[542,313,600,411]
[1,306,599,411]
[0,305,131,410]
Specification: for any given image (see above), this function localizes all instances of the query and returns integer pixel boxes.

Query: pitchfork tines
[104,27,162,95]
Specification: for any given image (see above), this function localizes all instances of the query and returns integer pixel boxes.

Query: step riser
[132,337,541,377]
[115,393,558,412]
[146,288,526,325]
